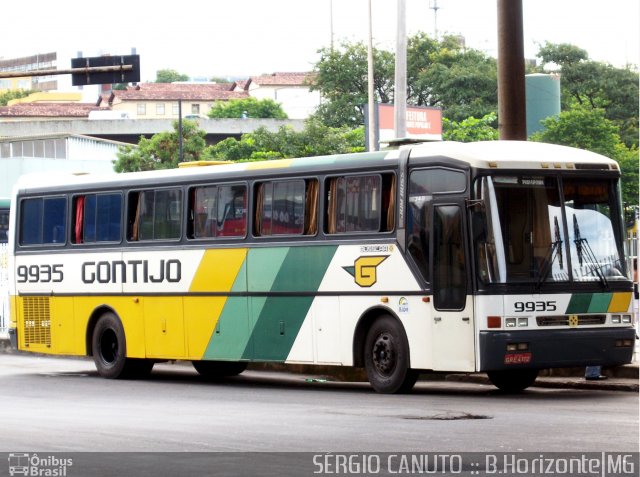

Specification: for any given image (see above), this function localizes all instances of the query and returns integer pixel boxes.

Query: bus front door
[429,203,475,371]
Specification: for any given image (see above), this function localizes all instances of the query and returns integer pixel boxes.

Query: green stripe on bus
[565,294,592,314]
[203,259,249,361]
[205,246,338,362]
[244,245,337,361]
[588,293,613,313]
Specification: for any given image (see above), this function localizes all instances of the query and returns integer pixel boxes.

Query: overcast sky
[1,0,638,81]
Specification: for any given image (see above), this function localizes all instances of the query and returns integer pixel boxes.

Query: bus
[7,141,636,393]
[0,198,9,244]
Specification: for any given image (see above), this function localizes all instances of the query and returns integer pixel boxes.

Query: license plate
[504,352,532,364]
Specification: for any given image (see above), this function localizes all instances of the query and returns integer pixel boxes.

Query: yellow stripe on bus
[189,248,247,292]
[608,292,632,313]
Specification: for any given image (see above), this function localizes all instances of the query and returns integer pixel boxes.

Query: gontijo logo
[343,256,388,287]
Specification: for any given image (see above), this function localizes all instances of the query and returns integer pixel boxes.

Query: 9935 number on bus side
[16,264,64,283]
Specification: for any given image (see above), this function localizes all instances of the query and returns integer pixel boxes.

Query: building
[235,72,320,119]
[0,93,104,121]
[99,83,248,119]
[0,134,127,198]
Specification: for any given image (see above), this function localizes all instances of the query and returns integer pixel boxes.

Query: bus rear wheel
[92,312,153,379]
[192,360,248,379]
[364,315,418,394]
[487,369,539,393]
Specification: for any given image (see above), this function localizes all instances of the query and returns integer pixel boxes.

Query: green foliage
[537,42,588,67]
[204,119,365,161]
[155,69,190,83]
[530,108,638,206]
[114,120,206,172]
[310,41,394,128]
[442,113,498,142]
[407,34,497,122]
[310,34,497,127]
[208,97,287,119]
[0,89,32,106]
[536,42,639,148]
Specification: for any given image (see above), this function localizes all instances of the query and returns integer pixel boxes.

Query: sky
[1,0,638,82]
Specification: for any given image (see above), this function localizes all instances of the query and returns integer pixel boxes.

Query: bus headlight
[621,315,632,324]
[505,318,517,328]
[611,315,621,324]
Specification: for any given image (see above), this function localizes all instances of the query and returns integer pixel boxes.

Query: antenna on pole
[429,0,440,40]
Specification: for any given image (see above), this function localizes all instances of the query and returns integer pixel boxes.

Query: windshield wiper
[535,216,564,292]
[573,215,608,288]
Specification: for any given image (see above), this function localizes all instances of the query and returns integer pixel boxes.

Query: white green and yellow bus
[7,141,636,393]
[0,198,9,244]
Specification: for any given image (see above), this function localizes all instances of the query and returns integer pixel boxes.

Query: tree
[407,34,498,122]
[155,69,190,83]
[114,120,206,172]
[310,35,498,127]
[208,97,287,119]
[0,89,32,106]
[442,113,498,142]
[309,41,394,128]
[536,42,639,147]
[537,42,588,67]
[530,108,638,206]
[204,119,365,161]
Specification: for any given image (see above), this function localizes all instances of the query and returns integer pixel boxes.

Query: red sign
[377,104,442,139]
[504,352,532,365]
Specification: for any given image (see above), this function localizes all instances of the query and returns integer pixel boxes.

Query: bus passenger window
[189,184,247,239]
[129,189,182,241]
[19,196,67,246]
[326,174,393,234]
[255,179,317,236]
[73,193,122,244]
[217,185,247,237]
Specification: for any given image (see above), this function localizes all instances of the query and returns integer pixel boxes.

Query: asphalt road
[0,353,637,456]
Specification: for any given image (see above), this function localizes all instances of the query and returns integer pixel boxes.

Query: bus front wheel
[364,315,418,394]
[487,369,539,393]
[92,312,153,379]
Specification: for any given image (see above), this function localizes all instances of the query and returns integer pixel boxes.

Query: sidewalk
[1,337,637,392]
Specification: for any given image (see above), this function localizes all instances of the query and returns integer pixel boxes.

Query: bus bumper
[479,328,636,371]
[8,327,18,350]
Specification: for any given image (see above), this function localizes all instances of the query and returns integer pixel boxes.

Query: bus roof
[12,141,618,194]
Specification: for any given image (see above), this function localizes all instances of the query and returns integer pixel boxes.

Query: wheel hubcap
[100,329,118,364]
[372,333,396,376]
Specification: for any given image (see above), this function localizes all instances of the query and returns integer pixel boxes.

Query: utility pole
[429,0,440,41]
[394,0,407,139]
[497,0,527,140]
[329,0,334,51]
[367,0,377,151]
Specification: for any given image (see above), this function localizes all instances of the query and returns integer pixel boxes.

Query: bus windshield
[473,175,626,285]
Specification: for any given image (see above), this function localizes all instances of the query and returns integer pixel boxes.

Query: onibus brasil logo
[343,255,388,287]
[8,453,73,476]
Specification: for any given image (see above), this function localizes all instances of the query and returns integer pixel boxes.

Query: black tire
[192,360,248,379]
[364,315,418,394]
[92,312,154,379]
[487,369,539,393]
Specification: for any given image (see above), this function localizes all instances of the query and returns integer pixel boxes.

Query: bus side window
[217,185,247,237]
[254,179,317,237]
[127,192,141,241]
[325,173,393,234]
[19,196,67,246]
